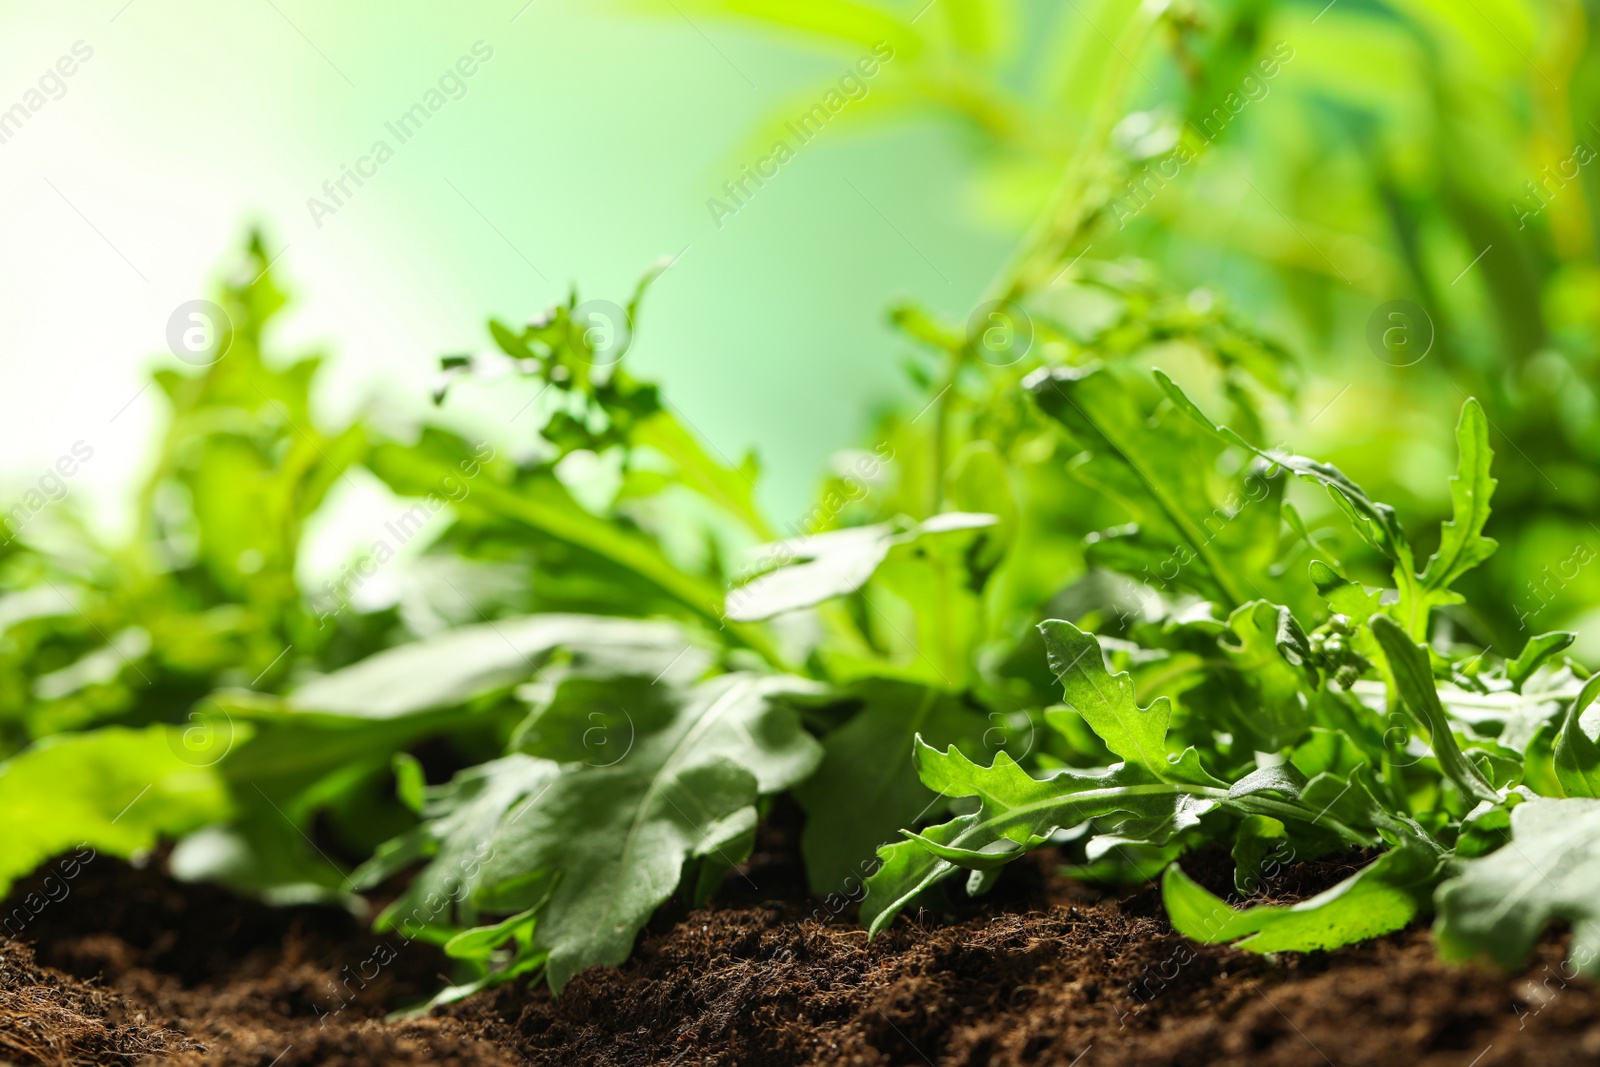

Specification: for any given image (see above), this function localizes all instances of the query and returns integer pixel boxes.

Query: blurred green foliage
[674,0,1600,653]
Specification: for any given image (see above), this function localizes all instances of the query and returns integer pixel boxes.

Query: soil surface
[4,816,1598,1066]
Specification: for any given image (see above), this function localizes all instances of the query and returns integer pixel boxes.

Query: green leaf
[1309,559,1383,621]
[393,752,427,814]
[1419,398,1498,593]
[866,513,1002,688]
[481,673,823,989]
[725,513,996,623]
[1290,727,1369,780]
[488,319,537,362]
[1553,675,1600,798]
[1154,368,1410,564]
[792,679,990,895]
[291,614,707,719]
[861,740,1224,935]
[633,411,775,539]
[444,904,543,963]
[1217,601,1316,750]
[358,755,563,937]
[945,441,1018,569]
[1508,632,1576,690]
[1286,768,1391,845]
[1164,836,1441,953]
[1523,721,1564,798]
[367,442,785,662]
[1166,392,1497,635]
[726,525,898,622]
[0,726,231,897]
[1040,619,1171,776]
[1031,366,1280,610]
[170,701,465,902]
[1231,814,1289,895]
[1370,615,1500,804]
[1435,796,1600,976]
[1455,802,1515,859]
[1420,669,1579,753]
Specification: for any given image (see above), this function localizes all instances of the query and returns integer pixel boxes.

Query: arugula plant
[0,236,412,896]
[0,236,361,757]
[860,373,1600,983]
[14,243,1573,996]
[0,223,1310,997]
[2,18,1597,1002]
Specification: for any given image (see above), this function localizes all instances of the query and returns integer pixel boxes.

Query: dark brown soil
[4,829,1600,1066]
[2,856,516,1067]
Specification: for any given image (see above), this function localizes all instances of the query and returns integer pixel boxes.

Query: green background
[0,0,1005,534]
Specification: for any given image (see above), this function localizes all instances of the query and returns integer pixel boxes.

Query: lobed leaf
[1039,619,1171,776]
[861,741,1224,935]
[1553,676,1600,798]
[1030,365,1282,611]
[480,673,823,989]
[1436,796,1600,976]
[1508,632,1576,691]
